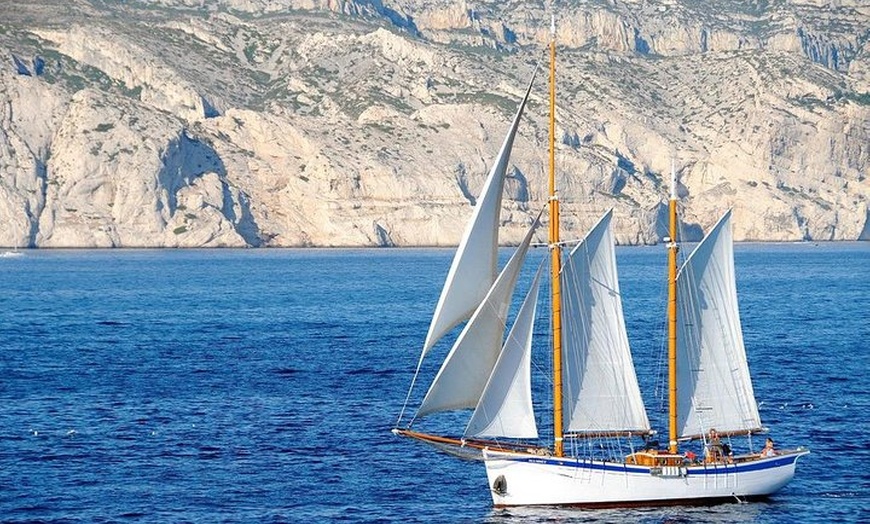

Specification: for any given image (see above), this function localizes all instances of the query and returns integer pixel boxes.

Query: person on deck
[706,428,723,462]
[761,437,776,457]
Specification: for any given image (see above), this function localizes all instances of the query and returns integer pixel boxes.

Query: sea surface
[0,244,867,523]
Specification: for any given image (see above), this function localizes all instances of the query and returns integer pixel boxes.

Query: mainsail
[465,265,543,439]
[676,210,762,438]
[560,210,650,434]
[421,70,538,356]
[417,218,541,417]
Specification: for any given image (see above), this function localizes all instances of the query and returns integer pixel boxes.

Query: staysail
[417,217,541,417]
[465,264,543,439]
[560,210,650,433]
[676,210,762,438]
[421,69,538,356]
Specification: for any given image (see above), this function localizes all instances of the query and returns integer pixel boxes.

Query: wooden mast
[548,15,564,458]
[667,162,679,454]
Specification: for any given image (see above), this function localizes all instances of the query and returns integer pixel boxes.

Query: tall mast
[667,161,679,454]
[548,14,564,458]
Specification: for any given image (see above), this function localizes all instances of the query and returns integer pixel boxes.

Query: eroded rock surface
[0,0,867,247]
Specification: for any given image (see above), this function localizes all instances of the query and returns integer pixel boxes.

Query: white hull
[483,449,808,507]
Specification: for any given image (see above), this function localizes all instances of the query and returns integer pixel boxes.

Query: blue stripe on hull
[504,453,800,476]
[688,455,799,475]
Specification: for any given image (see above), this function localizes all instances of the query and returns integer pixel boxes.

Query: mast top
[670,159,677,201]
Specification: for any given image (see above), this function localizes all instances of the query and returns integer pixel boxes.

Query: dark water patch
[273,367,301,375]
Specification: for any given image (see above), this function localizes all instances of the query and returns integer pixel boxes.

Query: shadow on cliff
[28,157,47,248]
[654,202,703,242]
[157,131,262,246]
[859,210,870,241]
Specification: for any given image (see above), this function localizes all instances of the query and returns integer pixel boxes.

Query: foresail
[465,265,542,439]
[421,69,538,356]
[676,210,762,438]
[417,216,541,418]
[561,210,650,433]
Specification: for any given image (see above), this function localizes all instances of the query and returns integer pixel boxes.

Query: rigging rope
[396,347,427,428]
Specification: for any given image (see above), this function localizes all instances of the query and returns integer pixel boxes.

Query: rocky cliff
[0,0,867,247]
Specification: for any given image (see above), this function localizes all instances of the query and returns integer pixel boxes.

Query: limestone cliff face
[36,88,248,247]
[0,0,867,247]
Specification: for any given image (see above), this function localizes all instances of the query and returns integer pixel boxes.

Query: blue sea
[1,244,867,523]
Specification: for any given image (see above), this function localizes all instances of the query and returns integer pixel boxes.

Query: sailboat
[393,20,808,507]
[1,222,24,258]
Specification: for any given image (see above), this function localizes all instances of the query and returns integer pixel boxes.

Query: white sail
[561,210,650,433]
[465,265,542,439]
[676,210,762,438]
[421,70,537,356]
[417,217,541,417]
